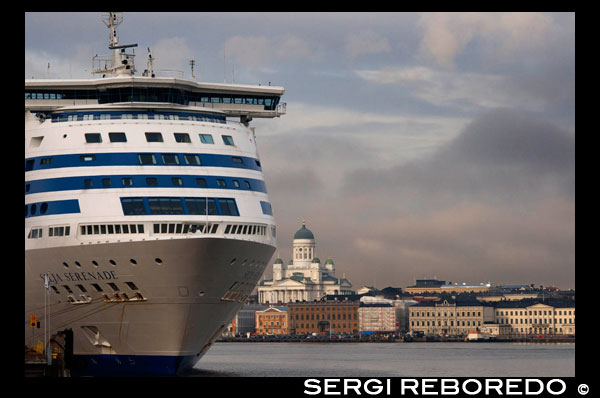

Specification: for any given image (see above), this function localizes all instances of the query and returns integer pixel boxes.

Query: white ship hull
[25,237,274,375]
[25,13,285,375]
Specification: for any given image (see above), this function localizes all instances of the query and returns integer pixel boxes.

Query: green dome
[312,257,321,263]
[274,257,284,264]
[293,224,315,240]
[325,258,334,265]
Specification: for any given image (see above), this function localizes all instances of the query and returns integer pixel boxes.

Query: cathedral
[257,219,353,304]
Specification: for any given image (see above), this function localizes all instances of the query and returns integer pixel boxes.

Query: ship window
[211,224,218,233]
[85,133,102,143]
[108,225,114,234]
[91,283,103,292]
[172,177,183,186]
[138,224,144,233]
[121,198,147,215]
[199,134,214,144]
[222,135,235,146]
[161,224,168,233]
[123,224,129,233]
[196,178,207,187]
[148,197,184,215]
[232,156,243,164]
[108,283,120,291]
[145,132,164,142]
[224,225,231,234]
[232,180,240,188]
[184,154,201,166]
[115,225,121,233]
[260,201,273,215]
[217,179,227,187]
[243,181,251,189]
[162,154,180,165]
[125,282,139,290]
[40,158,53,165]
[185,198,219,215]
[174,133,191,143]
[76,284,87,293]
[80,154,96,162]
[219,199,240,216]
[122,177,134,187]
[84,179,93,188]
[102,178,112,187]
[138,153,157,165]
[146,177,158,186]
[109,132,127,142]
[26,159,35,171]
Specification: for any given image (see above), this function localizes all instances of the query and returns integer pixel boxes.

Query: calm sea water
[189,342,574,377]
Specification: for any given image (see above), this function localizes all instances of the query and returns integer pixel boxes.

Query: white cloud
[417,12,555,68]
[355,66,548,112]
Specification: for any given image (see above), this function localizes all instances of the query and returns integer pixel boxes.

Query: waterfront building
[405,279,492,294]
[493,298,575,336]
[409,297,495,335]
[359,296,418,333]
[230,303,270,336]
[257,219,353,304]
[255,306,289,335]
[480,322,512,337]
[288,300,359,335]
[359,303,397,333]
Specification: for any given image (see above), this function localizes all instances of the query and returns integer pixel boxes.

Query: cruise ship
[25,13,284,376]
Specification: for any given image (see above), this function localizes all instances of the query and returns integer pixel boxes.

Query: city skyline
[25,12,575,289]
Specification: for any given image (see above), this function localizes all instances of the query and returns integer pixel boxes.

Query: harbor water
[190,342,574,377]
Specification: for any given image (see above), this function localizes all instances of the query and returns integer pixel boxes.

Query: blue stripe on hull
[69,354,196,377]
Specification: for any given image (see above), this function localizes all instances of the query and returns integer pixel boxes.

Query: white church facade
[257,219,353,304]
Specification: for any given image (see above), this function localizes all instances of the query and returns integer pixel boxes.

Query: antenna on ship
[143,48,155,77]
[93,12,138,77]
[190,59,196,81]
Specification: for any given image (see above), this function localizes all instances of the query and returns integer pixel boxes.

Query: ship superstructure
[25,12,284,376]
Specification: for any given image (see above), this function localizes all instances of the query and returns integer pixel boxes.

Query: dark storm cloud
[341,108,574,209]
[293,108,575,289]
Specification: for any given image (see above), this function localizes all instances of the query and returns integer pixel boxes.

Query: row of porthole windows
[62,257,164,268]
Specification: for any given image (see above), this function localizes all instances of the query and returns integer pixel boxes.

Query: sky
[25,12,575,289]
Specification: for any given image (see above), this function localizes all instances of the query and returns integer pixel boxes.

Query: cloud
[224,34,314,70]
[345,29,391,59]
[151,37,193,74]
[416,12,554,68]
[355,66,551,113]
